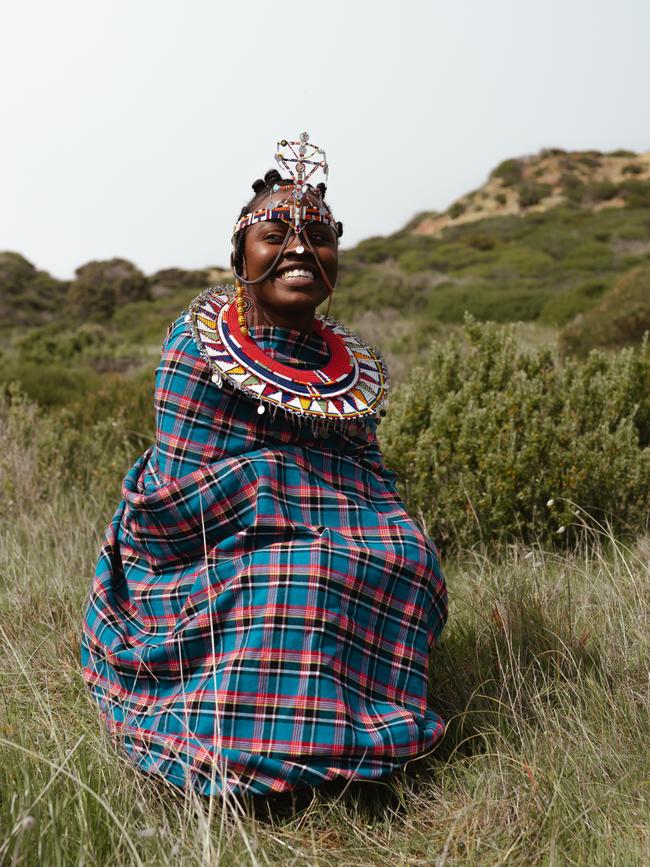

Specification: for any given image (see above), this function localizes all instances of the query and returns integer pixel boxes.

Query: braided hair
[231,168,343,275]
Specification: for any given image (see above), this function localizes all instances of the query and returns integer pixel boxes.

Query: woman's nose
[285,233,305,255]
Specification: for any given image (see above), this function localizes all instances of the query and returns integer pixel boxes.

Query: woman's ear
[230,251,248,279]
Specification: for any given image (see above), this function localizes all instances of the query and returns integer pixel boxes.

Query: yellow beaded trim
[235,279,249,337]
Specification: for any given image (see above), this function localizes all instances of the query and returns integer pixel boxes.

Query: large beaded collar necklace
[188,287,389,429]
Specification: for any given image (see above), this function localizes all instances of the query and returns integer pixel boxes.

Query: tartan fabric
[81,308,448,797]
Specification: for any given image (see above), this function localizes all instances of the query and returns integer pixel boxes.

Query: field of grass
[1,400,648,865]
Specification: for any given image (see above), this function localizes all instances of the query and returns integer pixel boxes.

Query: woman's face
[240,189,338,326]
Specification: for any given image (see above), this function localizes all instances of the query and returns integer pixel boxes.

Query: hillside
[410,147,650,235]
[332,148,650,363]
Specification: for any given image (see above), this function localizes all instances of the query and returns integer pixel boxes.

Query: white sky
[1,0,649,279]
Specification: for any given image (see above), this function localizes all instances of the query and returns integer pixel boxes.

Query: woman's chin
[270,279,329,307]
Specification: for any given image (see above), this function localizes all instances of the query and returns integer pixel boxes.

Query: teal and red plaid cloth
[81,306,447,796]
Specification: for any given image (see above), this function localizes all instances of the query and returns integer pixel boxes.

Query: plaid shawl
[81,305,447,797]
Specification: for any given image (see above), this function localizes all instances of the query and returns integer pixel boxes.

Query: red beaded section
[224,300,352,385]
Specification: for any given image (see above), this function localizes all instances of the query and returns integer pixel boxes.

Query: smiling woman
[237,186,338,333]
[81,133,448,799]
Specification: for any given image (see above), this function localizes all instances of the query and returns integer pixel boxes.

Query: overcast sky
[2,0,649,279]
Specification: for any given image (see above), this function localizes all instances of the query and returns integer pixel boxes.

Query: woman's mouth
[275,267,317,287]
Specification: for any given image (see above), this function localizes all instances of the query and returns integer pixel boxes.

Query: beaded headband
[232,132,337,238]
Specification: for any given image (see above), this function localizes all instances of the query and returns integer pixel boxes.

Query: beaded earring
[235,279,249,336]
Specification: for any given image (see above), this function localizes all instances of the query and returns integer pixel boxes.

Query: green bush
[14,322,142,370]
[518,182,552,208]
[491,159,523,187]
[539,279,609,325]
[585,181,620,202]
[67,258,150,321]
[381,318,650,551]
[562,239,614,271]
[0,359,103,408]
[621,180,650,208]
[576,153,602,168]
[560,263,650,355]
[608,149,636,158]
[0,252,68,326]
[560,172,585,203]
[426,285,549,323]
[448,202,466,219]
[0,371,154,506]
[148,267,209,290]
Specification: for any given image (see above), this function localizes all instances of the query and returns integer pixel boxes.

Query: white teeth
[280,269,314,280]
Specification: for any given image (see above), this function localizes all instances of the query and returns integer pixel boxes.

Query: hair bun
[336,221,344,238]
[317,182,327,197]
[251,178,266,194]
[263,168,282,185]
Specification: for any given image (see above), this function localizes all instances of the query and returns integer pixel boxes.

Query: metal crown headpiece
[233,131,337,238]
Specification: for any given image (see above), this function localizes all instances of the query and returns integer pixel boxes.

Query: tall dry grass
[1,396,649,865]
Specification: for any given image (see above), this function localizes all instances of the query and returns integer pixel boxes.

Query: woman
[81,133,447,797]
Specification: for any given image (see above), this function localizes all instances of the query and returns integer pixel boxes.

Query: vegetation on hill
[410,147,650,236]
[332,196,650,361]
[2,149,650,375]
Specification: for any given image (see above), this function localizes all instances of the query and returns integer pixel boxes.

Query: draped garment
[81,308,448,796]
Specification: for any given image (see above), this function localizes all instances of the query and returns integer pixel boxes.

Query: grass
[1,416,649,864]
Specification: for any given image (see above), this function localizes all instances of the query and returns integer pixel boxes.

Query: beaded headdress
[232,132,337,239]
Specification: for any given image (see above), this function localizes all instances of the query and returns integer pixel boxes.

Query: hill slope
[410,147,650,236]
[2,147,649,382]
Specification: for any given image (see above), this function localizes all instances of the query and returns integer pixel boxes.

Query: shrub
[577,153,602,167]
[562,239,614,271]
[585,181,620,203]
[560,263,650,355]
[622,164,644,175]
[621,180,650,208]
[398,249,433,274]
[0,252,68,326]
[425,282,549,324]
[67,258,149,320]
[539,279,609,325]
[148,267,209,291]
[518,182,552,208]
[449,202,466,219]
[381,318,650,551]
[0,371,155,507]
[560,172,585,203]
[495,193,507,206]
[608,149,637,158]
[14,322,140,370]
[0,358,103,408]
[0,251,36,295]
[491,159,524,187]
[349,236,393,265]
[425,243,490,272]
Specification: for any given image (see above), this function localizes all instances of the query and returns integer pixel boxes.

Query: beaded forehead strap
[232,132,337,239]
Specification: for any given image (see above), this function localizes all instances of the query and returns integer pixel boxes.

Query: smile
[278,268,315,281]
